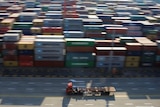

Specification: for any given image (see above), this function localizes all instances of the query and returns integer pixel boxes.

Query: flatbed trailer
[66,81,116,96]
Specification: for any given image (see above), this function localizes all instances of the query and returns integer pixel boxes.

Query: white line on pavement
[28,82,35,84]
[11,82,19,84]
[85,104,94,106]
[125,103,134,105]
[148,88,155,90]
[7,88,16,90]
[45,104,54,106]
[116,88,123,90]
[144,103,152,105]
[131,88,139,90]
[45,82,53,85]
[26,88,34,90]
[111,82,118,85]
[44,88,52,90]
[106,103,114,106]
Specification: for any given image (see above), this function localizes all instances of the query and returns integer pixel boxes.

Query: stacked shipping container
[0,0,160,69]
[65,38,95,67]
[34,36,65,67]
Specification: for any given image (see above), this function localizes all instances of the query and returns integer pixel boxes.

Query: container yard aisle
[0,77,159,107]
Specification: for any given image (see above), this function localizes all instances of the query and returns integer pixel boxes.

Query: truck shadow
[62,95,115,107]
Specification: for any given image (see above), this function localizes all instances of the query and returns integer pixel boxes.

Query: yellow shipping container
[126,56,140,62]
[4,61,18,66]
[31,27,41,34]
[17,41,34,50]
[125,61,139,67]
[32,19,43,27]
[0,18,15,27]
[8,13,20,19]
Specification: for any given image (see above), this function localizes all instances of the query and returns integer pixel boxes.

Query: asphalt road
[0,77,160,107]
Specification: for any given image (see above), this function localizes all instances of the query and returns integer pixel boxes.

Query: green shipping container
[143,29,158,35]
[141,55,156,62]
[65,61,94,67]
[66,52,95,61]
[65,38,95,46]
[13,22,33,29]
[42,6,49,12]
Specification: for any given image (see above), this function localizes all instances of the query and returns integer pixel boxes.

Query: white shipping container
[96,61,124,68]
[96,56,125,62]
[35,48,65,55]
[3,33,20,41]
[35,39,65,48]
[35,54,64,61]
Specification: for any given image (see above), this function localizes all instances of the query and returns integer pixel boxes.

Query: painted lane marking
[148,88,155,90]
[131,88,139,90]
[106,103,114,106]
[11,82,19,84]
[26,88,34,91]
[28,82,35,84]
[144,103,152,105]
[125,103,133,105]
[116,88,123,91]
[7,88,16,90]
[45,82,53,85]
[61,89,66,90]
[85,104,94,106]
[44,88,52,91]
[45,104,54,106]
[111,82,118,85]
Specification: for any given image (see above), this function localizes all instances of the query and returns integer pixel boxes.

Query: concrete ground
[0,77,159,107]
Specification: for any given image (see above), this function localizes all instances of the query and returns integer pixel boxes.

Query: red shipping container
[0,27,10,34]
[42,27,52,33]
[19,61,34,67]
[106,27,128,34]
[51,27,63,33]
[19,55,34,61]
[3,55,18,61]
[3,42,17,49]
[34,61,64,67]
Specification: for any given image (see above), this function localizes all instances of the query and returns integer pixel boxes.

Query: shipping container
[3,61,18,66]
[125,61,139,67]
[65,38,95,47]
